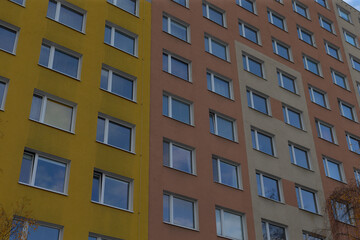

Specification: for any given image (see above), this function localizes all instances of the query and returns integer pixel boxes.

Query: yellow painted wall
[0,0,151,239]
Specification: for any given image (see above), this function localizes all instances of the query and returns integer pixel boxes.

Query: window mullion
[48,47,55,68]
[108,70,113,91]
[220,209,224,236]
[209,38,213,53]
[104,119,109,144]
[285,108,289,123]
[40,96,47,122]
[168,56,172,74]
[206,5,209,18]
[266,223,270,239]
[211,74,215,91]
[260,174,265,196]
[291,145,297,164]
[214,114,218,135]
[111,27,115,46]
[255,130,259,149]
[169,195,174,223]
[168,18,171,34]
[55,2,61,21]
[217,160,221,183]
[101,174,105,203]
[299,188,304,208]
[169,143,173,168]
[31,154,39,185]
[250,91,254,108]
[168,96,172,117]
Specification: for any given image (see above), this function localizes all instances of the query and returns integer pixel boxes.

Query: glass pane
[214,76,230,98]
[244,26,257,43]
[241,0,254,12]
[319,123,333,142]
[19,153,33,184]
[206,73,212,91]
[172,144,192,173]
[248,58,262,77]
[34,157,66,192]
[39,45,50,66]
[163,195,170,222]
[108,121,132,151]
[251,130,256,149]
[327,160,341,181]
[100,69,109,90]
[114,30,135,55]
[223,211,243,239]
[162,16,168,32]
[171,21,187,41]
[312,90,325,107]
[0,25,16,53]
[209,113,215,134]
[53,49,79,78]
[44,99,73,131]
[91,173,100,202]
[301,189,317,213]
[327,45,338,59]
[268,223,286,239]
[10,0,24,4]
[220,161,238,188]
[262,222,268,240]
[212,40,226,60]
[173,0,186,6]
[204,37,209,52]
[114,0,136,14]
[352,58,360,71]
[282,74,295,92]
[103,176,129,209]
[272,15,284,29]
[29,95,42,121]
[252,93,267,114]
[242,55,247,70]
[263,176,279,201]
[112,73,133,100]
[96,117,105,142]
[202,4,207,17]
[341,104,353,120]
[217,116,234,140]
[171,57,188,80]
[295,4,306,17]
[162,95,169,116]
[59,5,83,31]
[46,0,57,19]
[215,209,221,235]
[209,7,223,25]
[345,34,356,46]
[333,73,346,88]
[349,137,360,153]
[287,109,301,128]
[213,158,219,182]
[27,225,60,240]
[162,53,168,72]
[88,237,97,240]
[307,59,319,75]
[294,147,309,169]
[257,132,273,155]
[172,98,190,124]
[104,26,111,44]
[277,43,289,59]
[173,197,194,228]
[163,142,170,166]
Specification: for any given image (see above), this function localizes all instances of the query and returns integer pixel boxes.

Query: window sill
[18,182,68,196]
[299,40,317,49]
[91,201,133,213]
[279,86,299,96]
[163,222,199,232]
[318,137,338,146]
[311,102,331,111]
[237,5,257,16]
[203,16,227,29]
[100,88,137,103]
[163,115,194,127]
[273,54,294,63]
[294,12,311,21]
[104,43,138,59]
[304,69,323,78]
[284,123,306,132]
[205,51,230,63]
[269,24,287,33]
[9,0,25,7]
[163,165,197,176]
[298,208,322,216]
[341,115,358,123]
[252,148,277,158]
[29,119,75,134]
[171,0,189,9]
[240,36,261,46]
[243,69,264,80]
[325,176,346,184]
[162,70,191,83]
[321,28,337,36]
[210,132,238,143]
[0,48,16,56]
[291,162,314,172]
[214,181,243,191]
[46,17,85,34]
[106,1,139,18]
[327,54,343,63]
[96,141,135,155]
[38,64,80,81]
[208,89,234,101]
[163,31,191,44]
[248,107,271,117]
[258,195,284,204]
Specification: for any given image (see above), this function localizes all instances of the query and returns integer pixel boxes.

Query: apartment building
[0,0,151,239]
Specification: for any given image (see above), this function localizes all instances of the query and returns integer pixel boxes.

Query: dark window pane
[0,25,16,53]
[53,49,79,78]
[173,197,194,228]
[103,176,129,209]
[19,153,33,184]
[108,121,131,151]
[34,157,66,192]
[59,5,83,31]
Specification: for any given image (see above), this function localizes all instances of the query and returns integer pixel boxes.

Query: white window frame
[323,156,345,182]
[162,13,190,42]
[29,89,77,133]
[206,70,233,99]
[319,15,335,33]
[303,231,324,240]
[92,168,134,211]
[19,147,70,195]
[215,207,246,240]
[100,63,137,102]
[268,9,286,31]
[163,92,193,125]
[303,54,322,76]
[308,85,328,108]
[315,119,336,143]
[339,100,356,121]
[0,76,9,111]
[256,171,282,202]
[0,19,20,54]
[247,88,270,115]
[163,138,196,174]
[289,142,311,170]
[331,69,348,90]
[282,105,303,129]
[39,39,82,79]
[251,128,275,156]
[210,111,237,142]
[262,220,287,240]
[333,201,354,225]
[202,1,226,27]
[338,6,351,23]
[107,0,139,16]
[272,38,292,61]
[325,41,341,60]
[237,0,256,14]
[293,1,309,19]
[163,192,198,230]
[238,20,260,44]
[46,0,87,33]
[204,34,229,61]
[9,0,26,6]
[297,26,315,46]
[315,0,327,8]
[213,156,242,189]
[12,219,63,240]
[105,21,138,57]
[296,185,319,213]
[89,232,122,240]
[172,0,188,8]
[343,30,358,47]
[277,70,297,94]
[96,112,136,153]
[351,55,360,72]
[242,53,264,78]
[163,50,191,81]
[346,133,360,154]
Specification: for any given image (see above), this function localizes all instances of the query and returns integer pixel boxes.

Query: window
[9,0,25,6]
[91,170,132,210]
[268,10,286,30]
[89,233,121,240]
[275,0,283,3]
[29,90,76,132]
[0,20,19,54]
[297,26,314,46]
[289,143,310,169]
[100,65,136,101]
[46,0,85,32]
[333,201,353,224]
[338,7,351,22]
[11,220,62,240]
[242,54,263,78]
[344,30,357,47]
[283,105,302,129]
[303,55,321,76]
[210,112,236,141]
[346,134,360,154]
[325,42,341,60]
[239,21,259,44]
[207,71,232,99]
[262,221,286,240]
[163,193,197,229]
[256,172,281,201]
[277,71,296,93]
[163,140,194,174]
[19,150,69,194]
[204,35,228,61]
[247,89,269,115]
[309,86,327,108]
[202,2,225,26]
[319,16,334,33]
[296,186,318,213]
[331,70,347,89]
[272,39,291,60]
[96,113,135,152]
[293,1,308,18]
[162,14,189,42]
[39,40,81,79]
[104,22,137,56]
[303,232,323,240]
[251,129,274,156]
[323,156,343,181]
[213,157,241,188]
[315,120,335,143]
[0,76,9,110]
[107,0,137,15]
[351,56,360,72]
[315,0,327,8]
[339,100,355,121]
[172,0,188,7]
[354,169,360,186]
[216,208,245,240]
[236,0,255,13]
[163,52,190,81]
[163,93,192,125]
